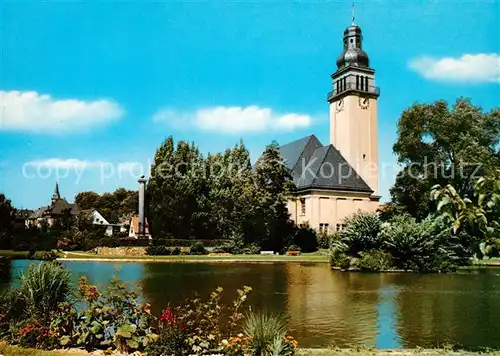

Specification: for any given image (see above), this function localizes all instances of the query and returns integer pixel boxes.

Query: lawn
[59,250,330,263]
[0,250,30,259]
[0,249,330,263]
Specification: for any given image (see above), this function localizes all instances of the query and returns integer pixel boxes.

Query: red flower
[160,303,175,325]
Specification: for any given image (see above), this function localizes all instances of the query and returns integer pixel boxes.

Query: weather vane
[351,2,355,25]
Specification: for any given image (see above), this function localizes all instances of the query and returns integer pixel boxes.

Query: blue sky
[1,0,499,209]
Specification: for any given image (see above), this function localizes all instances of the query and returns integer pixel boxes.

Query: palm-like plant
[431,171,500,257]
[339,212,382,255]
[243,312,288,356]
[18,261,73,322]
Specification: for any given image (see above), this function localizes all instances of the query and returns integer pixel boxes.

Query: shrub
[171,247,181,255]
[32,251,59,261]
[145,325,186,356]
[340,212,382,256]
[317,231,336,249]
[380,215,469,272]
[168,286,252,354]
[146,245,170,256]
[241,243,261,255]
[287,244,301,252]
[151,239,231,248]
[72,276,158,352]
[18,322,58,349]
[18,262,73,323]
[243,312,290,356]
[359,250,394,272]
[292,226,318,253]
[190,241,207,255]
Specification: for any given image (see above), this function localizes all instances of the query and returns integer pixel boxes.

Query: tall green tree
[391,98,500,219]
[0,194,14,248]
[251,141,295,251]
[146,136,206,238]
[75,191,100,210]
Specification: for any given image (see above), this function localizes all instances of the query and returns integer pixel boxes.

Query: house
[13,209,33,228]
[26,182,80,228]
[80,209,128,236]
[279,21,380,233]
[128,215,150,238]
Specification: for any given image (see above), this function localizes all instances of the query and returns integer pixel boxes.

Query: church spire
[52,181,60,203]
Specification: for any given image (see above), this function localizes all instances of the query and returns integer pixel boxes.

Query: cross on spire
[351,2,356,25]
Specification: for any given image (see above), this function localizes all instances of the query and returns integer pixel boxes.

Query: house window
[300,199,306,215]
[319,223,329,233]
[336,224,346,232]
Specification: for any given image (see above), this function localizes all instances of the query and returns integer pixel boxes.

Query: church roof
[47,198,80,216]
[278,135,372,193]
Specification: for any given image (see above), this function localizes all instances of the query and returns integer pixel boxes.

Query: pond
[2,259,500,349]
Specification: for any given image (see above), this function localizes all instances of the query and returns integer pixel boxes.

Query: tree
[75,191,100,210]
[95,193,120,223]
[432,170,500,256]
[251,141,295,251]
[0,194,14,248]
[391,98,500,219]
[146,136,207,238]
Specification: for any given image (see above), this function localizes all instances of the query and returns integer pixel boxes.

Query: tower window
[365,76,369,91]
[356,75,359,90]
[300,199,306,215]
[350,38,353,44]
[343,77,347,91]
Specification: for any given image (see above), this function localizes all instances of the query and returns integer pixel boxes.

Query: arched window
[343,77,347,91]
[356,75,359,90]
[365,76,369,91]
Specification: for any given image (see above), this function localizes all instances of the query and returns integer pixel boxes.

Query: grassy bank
[58,250,330,263]
[0,249,329,263]
[0,250,30,259]
[1,345,498,356]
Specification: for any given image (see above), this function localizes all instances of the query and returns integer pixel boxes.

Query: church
[280,20,380,233]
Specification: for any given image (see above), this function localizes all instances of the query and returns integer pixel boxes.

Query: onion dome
[336,25,370,69]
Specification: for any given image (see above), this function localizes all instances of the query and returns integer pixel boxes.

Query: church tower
[327,17,380,196]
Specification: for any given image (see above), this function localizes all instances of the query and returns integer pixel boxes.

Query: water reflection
[3,260,500,349]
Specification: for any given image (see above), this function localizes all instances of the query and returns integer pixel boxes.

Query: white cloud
[0,90,124,133]
[26,158,104,170]
[23,158,150,182]
[409,53,500,83]
[153,105,313,133]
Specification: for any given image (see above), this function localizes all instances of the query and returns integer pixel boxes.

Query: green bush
[18,262,73,323]
[317,231,336,249]
[340,212,382,255]
[330,252,351,270]
[72,276,158,352]
[32,251,59,261]
[170,286,252,354]
[146,245,170,256]
[243,312,288,356]
[145,326,186,356]
[292,226,318,253]
[190,241,207,255]
[359,250,394,272]
[287,244,301,252]
[241,243,261,255]
[380,215,468,272]
[171,247,181,255]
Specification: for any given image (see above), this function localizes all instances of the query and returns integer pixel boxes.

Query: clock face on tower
[336,98,344,112]
[358,96,369,110]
